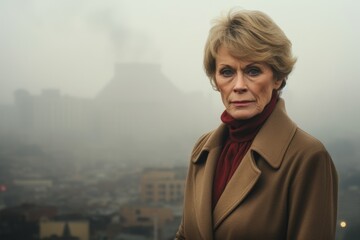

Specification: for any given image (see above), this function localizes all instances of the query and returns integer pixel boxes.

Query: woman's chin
[227,109,258,120]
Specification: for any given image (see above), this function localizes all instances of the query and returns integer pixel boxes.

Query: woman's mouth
[230,100,254,107]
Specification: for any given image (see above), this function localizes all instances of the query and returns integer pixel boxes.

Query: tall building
[1,63,218,165]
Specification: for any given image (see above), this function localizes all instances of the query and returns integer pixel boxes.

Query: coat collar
[190,98,297,234]
[250,98,297,168]
[191,98,297,169]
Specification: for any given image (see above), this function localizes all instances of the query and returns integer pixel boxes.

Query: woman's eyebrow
[239,62,262,70]
[218,63,232,67]
[217,62,263,69]
[244,62,261,67]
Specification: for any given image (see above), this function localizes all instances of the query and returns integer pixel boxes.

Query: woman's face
[215,46,283,120]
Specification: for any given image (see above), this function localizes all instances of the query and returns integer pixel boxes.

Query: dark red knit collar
[221,93,278,142]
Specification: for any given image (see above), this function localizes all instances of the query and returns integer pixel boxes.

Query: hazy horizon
[1,0,360,139]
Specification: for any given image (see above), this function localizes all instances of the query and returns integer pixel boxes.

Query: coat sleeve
[286,148,338,240]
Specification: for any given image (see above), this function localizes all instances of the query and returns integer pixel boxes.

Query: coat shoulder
[291,127,328,154]
[285,127,334,172]
[191,130,214,161]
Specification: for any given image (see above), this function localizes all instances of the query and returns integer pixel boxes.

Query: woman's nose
[233,73,247,93]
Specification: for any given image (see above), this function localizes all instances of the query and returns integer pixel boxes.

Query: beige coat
[176,99,338,240]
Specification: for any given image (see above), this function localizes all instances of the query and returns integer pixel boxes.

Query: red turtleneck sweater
[212,94,278,208]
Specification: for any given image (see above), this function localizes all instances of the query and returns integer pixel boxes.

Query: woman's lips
[230,100,254,107]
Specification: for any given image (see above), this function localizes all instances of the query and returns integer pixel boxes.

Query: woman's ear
[274,78,284,90]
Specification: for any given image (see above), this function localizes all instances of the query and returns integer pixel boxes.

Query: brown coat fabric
[175,99,338,240]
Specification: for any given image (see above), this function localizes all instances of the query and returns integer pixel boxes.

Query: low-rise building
[139,168,186,204]
[119,204,173,228]
[40,219,89,240]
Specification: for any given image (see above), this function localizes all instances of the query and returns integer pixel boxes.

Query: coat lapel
[193,146,221,240]
[213,150,261,229]
[191,125,226,240]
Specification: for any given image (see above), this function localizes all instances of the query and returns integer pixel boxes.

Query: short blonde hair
[204,9,297,90]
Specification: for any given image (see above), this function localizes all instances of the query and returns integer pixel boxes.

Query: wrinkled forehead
[214,42,266,64]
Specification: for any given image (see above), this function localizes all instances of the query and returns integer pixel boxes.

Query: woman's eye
[220,68,234,77]
[247,67,261,77]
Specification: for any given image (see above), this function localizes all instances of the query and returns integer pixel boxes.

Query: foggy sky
[1,0,360,139]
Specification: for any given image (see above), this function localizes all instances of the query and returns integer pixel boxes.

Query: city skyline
[1,0,360,141]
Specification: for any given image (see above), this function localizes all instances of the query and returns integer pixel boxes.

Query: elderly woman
[175,9,338,240]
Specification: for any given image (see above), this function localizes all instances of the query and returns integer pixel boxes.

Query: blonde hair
[204,9,297,90]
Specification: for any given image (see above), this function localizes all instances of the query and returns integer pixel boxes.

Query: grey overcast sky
[1,0,359,138]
